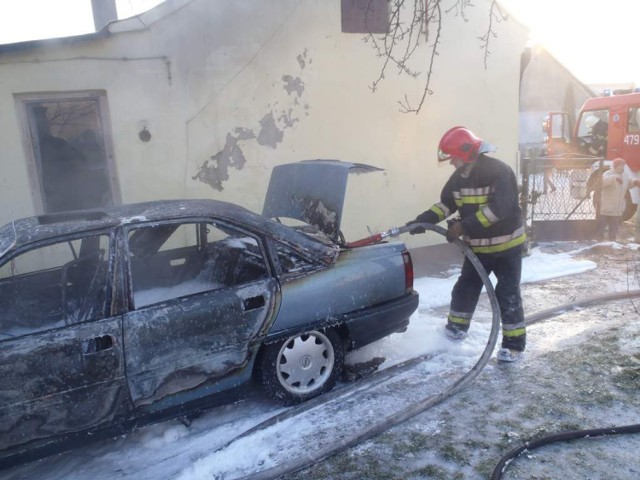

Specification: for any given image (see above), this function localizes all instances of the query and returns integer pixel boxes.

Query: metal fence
[521,155,604,241]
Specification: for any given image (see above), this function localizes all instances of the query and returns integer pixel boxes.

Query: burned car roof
[0,199,339,264]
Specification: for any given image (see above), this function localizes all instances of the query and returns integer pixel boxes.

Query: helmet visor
[438,149,452,162]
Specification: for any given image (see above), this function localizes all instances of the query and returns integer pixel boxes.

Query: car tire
[258,329,344,406]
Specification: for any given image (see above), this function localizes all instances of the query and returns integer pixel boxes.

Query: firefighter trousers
[447,248,526,351]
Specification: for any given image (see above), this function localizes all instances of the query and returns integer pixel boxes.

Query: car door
[0,233,130,452]
[122,220,278,407]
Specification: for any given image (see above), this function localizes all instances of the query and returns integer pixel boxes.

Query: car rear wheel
[259,329,344,405]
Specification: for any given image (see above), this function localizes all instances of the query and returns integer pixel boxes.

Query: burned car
[0,160,418,466]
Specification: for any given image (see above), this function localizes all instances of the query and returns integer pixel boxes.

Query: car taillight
[402,250,414,292]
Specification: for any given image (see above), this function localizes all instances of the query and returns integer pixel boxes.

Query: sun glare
[0,0,166,45]
[0,0,94,44]
[502,0,640,84]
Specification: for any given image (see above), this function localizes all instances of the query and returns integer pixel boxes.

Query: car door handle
[82,334,115,355]
[242,295,265,311]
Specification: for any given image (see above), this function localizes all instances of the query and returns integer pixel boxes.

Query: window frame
[15,90,121,214]
[341,0,390,34]
[0,229,115,341]
[628,107,640,133]
[123,218,273,310]
[268,238,324,280]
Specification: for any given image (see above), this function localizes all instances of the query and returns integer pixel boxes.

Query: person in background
[585,116,608,157]
[406,126,527,362]
[597,157,640,242]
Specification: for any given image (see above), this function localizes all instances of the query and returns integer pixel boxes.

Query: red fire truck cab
[544,91,640,218]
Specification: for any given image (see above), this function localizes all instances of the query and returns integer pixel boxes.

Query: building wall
[519,45,595,155]
[0,0,527,248]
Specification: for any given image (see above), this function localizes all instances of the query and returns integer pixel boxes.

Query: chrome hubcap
[276,331,334,394]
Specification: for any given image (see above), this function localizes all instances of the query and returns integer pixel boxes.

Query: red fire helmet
[437,126,493,163]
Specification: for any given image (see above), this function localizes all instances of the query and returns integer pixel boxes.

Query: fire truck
[541,90,640,221]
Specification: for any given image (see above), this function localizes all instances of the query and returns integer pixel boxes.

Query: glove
[446,221,464,242]
[406,220,426,235]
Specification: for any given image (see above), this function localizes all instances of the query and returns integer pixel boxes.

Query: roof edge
[0,0,194,54]
[107,0,193,34]
[0,30,110,54]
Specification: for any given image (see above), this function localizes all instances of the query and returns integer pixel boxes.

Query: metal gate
[520,154,604,241]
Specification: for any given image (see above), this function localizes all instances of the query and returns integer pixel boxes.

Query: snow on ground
[3,241,639,480]
[346,244,598,369]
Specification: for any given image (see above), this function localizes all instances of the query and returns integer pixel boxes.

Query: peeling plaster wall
[0,0,527,248]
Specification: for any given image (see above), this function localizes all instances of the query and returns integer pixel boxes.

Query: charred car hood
[262,160,383,242]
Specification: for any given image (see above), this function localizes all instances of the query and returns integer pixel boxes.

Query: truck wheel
[623,191,637,221]
[258,329,344,406]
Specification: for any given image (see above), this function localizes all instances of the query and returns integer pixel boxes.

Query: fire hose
[240,223,502,479]
[491,288,640,479]
[239,225,640,479]
[347,227,640,479]
[344,224,416,248]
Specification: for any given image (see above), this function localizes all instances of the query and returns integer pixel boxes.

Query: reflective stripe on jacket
[416,154,525,255]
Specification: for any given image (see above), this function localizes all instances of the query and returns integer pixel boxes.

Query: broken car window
[0,234,110,339]
[273,241,319,278]
[128,222,269,308]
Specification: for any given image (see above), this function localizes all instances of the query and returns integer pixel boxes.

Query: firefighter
[406,126,527,362]
[585,115,608,157]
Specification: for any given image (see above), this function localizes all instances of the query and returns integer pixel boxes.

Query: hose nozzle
[345,225,412,248]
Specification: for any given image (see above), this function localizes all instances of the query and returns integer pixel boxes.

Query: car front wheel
[259,329,344,405]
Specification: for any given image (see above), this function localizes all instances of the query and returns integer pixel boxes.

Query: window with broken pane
[20,93,116,213]
[272,240,318,278]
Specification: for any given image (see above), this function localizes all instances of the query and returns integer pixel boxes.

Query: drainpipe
[91,0,118,32]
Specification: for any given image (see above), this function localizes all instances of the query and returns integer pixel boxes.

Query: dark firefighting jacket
[415,154,526,255]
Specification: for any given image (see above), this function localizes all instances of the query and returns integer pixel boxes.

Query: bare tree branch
[364,0,508,113]
[399,1,441,113]
[478,0,508,68]
[367,0,423,95]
